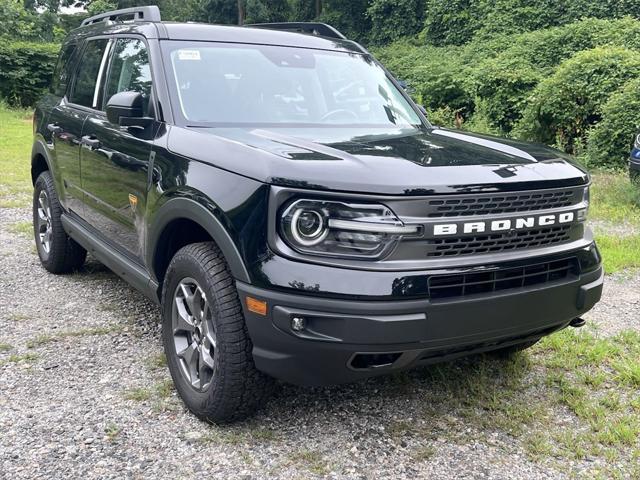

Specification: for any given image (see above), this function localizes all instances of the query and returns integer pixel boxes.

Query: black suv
[32,6,604,423]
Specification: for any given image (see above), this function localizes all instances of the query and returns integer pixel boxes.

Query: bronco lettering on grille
[433,212,575,236]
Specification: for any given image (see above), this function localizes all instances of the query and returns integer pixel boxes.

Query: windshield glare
[163,41,422,128]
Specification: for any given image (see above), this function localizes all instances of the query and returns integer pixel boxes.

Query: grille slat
[427,189,575,218]
[427,225,572,257]
[428,258,578,299]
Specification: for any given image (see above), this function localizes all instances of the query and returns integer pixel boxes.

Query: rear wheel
[161,242,273,423]
[33,171,86,273]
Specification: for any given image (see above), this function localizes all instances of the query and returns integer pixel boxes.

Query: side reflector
[246,296,267,316]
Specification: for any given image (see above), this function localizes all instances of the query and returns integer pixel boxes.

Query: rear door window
[69,39,111,109]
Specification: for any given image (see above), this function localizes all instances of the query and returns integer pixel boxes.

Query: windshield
[162,41,423,129]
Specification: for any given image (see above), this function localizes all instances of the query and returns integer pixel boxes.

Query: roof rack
[81,6,161,27]
[245,22,346,40]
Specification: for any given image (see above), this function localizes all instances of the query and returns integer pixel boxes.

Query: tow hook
[569,317,586,328]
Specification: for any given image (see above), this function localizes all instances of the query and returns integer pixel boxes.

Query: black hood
[168,126,589,195]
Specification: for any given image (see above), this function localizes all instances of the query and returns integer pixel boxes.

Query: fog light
[291,316,306,331]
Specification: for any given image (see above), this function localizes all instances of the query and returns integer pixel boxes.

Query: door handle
[81,135,101,150]
[47,123,62,134]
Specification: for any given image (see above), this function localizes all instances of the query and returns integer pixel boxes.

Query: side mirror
[106,91,151,128]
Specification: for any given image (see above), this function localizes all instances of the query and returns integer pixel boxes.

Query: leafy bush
[587,78,640,169]
[470,56,541,133]
[421,0,640,47]
[422,0,478,46]
[367,0,426,45]
[516,47,640,154]
[0,42,59,107]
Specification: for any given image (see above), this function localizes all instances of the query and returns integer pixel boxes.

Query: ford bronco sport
[31,6,604,423]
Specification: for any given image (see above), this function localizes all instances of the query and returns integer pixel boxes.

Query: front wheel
[161,242,273,423]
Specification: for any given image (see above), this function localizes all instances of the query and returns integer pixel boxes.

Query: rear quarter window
[51,43,78,97]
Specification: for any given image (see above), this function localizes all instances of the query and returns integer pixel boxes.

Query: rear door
[79,37,157,260]
[47,39,111,214]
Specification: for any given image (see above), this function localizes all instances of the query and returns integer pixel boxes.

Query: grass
[0,104,33,208]
[26,325,119,348]
[123,387,153,402]
[8,220,32,238]
[123,378,176,411]
[590,172,640,224]
[104,422,121,442]
[0,343,13,352]
[7,312,30,322]
[593,234,640,273]
[288,450,330,476]
[589,172,640,273]
[365,328,640,477]
[145,352,167,370]
[0,352,39,366]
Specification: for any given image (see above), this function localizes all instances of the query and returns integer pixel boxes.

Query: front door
[79,37,156,260]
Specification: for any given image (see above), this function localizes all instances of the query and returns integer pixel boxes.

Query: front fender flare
[146,197,251,284]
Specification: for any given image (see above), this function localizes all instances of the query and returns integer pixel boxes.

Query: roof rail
[245,22,346,40]
[80,6,161,27]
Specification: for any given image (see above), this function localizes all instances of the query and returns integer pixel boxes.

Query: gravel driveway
[1,206,638,480]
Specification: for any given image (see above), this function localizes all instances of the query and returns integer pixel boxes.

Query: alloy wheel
[172,277,217,391]
[36,190,53,254]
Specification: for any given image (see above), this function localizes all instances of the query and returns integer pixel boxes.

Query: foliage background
[2,0,640,168]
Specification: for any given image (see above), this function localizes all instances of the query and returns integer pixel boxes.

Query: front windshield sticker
[177,49,201,61]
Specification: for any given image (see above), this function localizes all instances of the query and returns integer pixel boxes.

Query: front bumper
[238,246,604,386]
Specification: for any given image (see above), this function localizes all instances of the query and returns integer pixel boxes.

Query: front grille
[428,257,578,299]
[426,189,575,218]
[427,225,572,257]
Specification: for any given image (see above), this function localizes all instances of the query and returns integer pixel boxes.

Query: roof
[66,20,366,54]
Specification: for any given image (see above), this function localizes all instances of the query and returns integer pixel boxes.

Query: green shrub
[367,0,426,45]
[0,42,59,107]
[587,78,640,170]
[421,0,640,47]
[516,47,640,155]
[422,0,478,46]
[470,56,541,133]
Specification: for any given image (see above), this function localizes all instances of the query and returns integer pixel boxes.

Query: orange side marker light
[246,296,267,316]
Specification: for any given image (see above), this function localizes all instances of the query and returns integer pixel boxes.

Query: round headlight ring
[290,208,328,247]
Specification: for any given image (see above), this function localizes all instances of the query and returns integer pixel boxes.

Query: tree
[367,0,426,45]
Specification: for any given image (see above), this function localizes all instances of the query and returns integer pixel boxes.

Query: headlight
[280,199,419,259]
[577,186,589,221]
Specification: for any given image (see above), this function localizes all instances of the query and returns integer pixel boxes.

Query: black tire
[489,340,538,359]
[33,171,87,274]
[161,242,273,423]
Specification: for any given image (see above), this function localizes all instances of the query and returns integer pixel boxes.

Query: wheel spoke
[179,282,195,315]
[202,320,216,349]
[200,342,215,369]
[192,287,204,320]
[39,194,47,215]
[178,342,198,373]
[174,298,195,333]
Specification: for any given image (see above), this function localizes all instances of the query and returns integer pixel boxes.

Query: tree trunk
[315,0,322,18]
[237,0,244,25]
